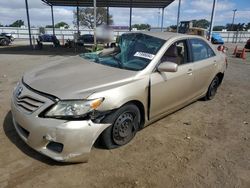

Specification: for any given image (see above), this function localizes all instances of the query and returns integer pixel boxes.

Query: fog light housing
[46,141,64,153]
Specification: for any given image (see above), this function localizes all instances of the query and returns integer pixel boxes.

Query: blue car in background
[211,33,224,44]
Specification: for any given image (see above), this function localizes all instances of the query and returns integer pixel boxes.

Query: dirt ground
[0,42,250,188]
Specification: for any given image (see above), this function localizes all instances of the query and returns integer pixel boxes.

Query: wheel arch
[216,72,224,85]
[120,100,146,129]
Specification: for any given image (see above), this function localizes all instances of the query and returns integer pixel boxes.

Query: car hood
[23,56,138,99]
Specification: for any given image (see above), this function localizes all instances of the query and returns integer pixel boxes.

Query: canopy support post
[25,0,32,49]
[107,7,109,25]
[77,2,80,33]
[161,8,164,31]
[176,0,181,33]
[129,0,132,31]
[51,5,55,36]
[129,7,132,31]
[93,0,97,46]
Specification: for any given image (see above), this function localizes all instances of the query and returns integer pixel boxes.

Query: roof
[41,0,175,8]
[125,31,207,41]
[135,31,184,40]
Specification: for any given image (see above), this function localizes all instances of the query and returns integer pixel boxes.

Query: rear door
[189,38,218,97]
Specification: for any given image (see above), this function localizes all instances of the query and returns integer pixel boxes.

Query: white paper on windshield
[134,52,155,60]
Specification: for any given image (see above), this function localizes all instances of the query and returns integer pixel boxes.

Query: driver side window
[160,40,189,65]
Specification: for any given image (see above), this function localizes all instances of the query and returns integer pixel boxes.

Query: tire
[100,104,141,149]
[0,38,9,46]
[110,43,116,48]
[204,76,220,100]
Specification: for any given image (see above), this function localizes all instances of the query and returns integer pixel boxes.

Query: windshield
[80,33,166,71]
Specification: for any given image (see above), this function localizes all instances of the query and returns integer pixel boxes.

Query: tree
[0,23,3,27]
[45,25,53,28]
[45,22,69,29]
[9,20,24,27]
[55,21,69,28]
[192,19,210,29]
[39,27,45,34]
[73,7,113,29]
[244,22,250,30]
[170,25,177,30]
[226,23,245,31]
[213,25,226,31]
[132,24,151,30]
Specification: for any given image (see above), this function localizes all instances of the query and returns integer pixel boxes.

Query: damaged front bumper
[10,83,110,162]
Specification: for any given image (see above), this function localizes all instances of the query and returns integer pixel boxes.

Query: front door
[150,39,195,119]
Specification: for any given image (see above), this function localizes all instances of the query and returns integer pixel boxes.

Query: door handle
[187,69,193,75]
[213,60,218,66]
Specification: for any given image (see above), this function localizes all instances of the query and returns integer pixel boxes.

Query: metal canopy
[42,0,174,8]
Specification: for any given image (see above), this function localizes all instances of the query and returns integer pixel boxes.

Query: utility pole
[231,9,237,31]
[208,0,217,41]
[227,9,237,42]
[25,0,32,49]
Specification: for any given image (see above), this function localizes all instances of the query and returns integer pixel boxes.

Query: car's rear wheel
[101,104,141,149]
[205,76,220,100]
[0,38,9,46]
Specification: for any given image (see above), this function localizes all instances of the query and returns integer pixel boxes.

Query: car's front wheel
[0,38,10,46]
[100,104,141,149]
[205,76,220,100]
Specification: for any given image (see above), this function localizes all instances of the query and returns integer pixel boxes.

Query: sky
[0,0,249,28]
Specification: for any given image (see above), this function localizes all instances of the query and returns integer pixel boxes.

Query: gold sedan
[11,32,227,162]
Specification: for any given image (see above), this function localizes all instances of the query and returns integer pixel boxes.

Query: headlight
[44,98,104,118]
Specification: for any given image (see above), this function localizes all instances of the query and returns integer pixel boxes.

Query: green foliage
[169,25,177,30]
[192,19,210,29]
[132,24,151,30]
[9,20,24,27]
[246,22,250,30]
[226,23,245,31]
[213,25,226,31]
[45,22,69,29]
[73,7,113,29]
[55,21,69,28]
[39,27,45,34]
[92,44,104,52]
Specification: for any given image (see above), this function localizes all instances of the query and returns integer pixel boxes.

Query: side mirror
[157,62,178,72]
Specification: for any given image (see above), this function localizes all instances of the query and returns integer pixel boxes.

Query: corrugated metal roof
[42,0,175,8]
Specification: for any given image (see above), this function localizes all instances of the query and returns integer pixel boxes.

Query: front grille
[15,95,45,113]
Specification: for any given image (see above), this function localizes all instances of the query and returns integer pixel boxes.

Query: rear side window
[190,39,215,61]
